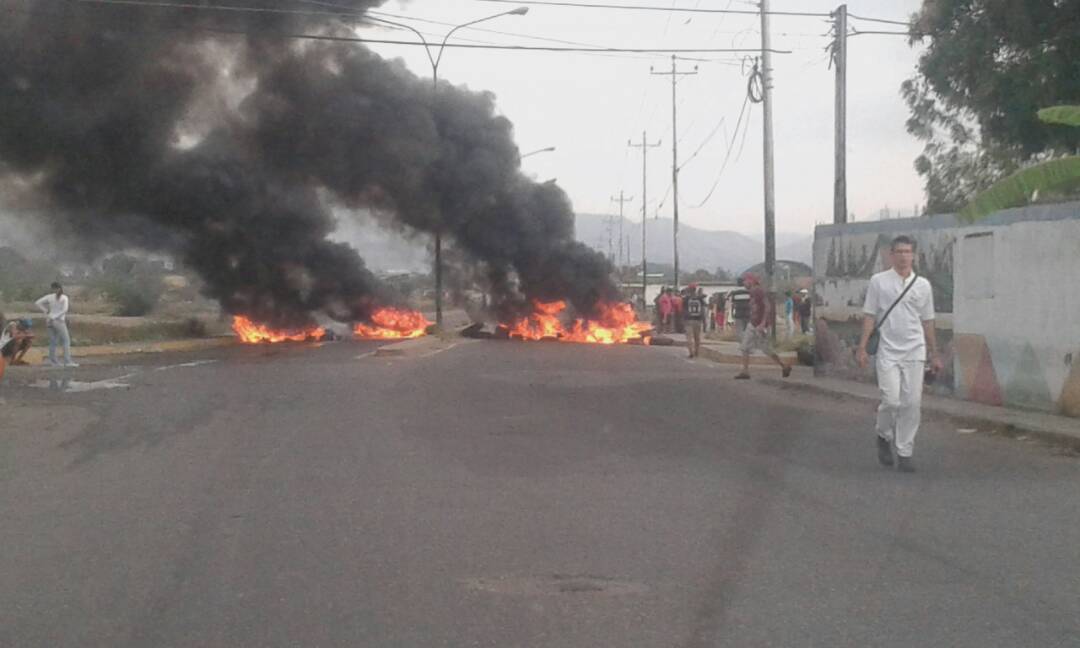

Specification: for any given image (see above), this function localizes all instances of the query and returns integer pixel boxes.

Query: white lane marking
[154,360,219,372]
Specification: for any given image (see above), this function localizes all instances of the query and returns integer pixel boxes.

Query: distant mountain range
[574,213,813,275]
[3,208,813,276]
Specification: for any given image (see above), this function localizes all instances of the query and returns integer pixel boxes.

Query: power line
[690,92,751,208]
[364,8,707,62]
[71,0,359,19]
[56,2,790,54]
[847,12,912,27]
[476,0,831,18]
[849,29,912,38]
[679,115,725,171]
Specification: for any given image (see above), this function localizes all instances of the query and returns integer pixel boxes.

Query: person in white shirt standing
[35,282,78,368]
[857,236,943,473]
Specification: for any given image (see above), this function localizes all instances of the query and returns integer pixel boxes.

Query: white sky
[358,0,926,237]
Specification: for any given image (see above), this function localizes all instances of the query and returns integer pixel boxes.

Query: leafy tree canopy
[903,0,1080,213]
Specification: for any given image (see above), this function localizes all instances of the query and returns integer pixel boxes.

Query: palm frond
[959,156,1080,222]
[1037,105,1080,127]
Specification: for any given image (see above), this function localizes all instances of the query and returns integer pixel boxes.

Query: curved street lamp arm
[363,15,436,70]
[434,8,528,71]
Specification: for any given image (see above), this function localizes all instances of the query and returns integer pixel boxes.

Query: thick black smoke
[0,0,619,327]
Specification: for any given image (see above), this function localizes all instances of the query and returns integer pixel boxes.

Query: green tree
[903,0,1080,213]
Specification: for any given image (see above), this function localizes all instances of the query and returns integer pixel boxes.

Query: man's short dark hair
[50,281,62,290]
[890,235,916,251]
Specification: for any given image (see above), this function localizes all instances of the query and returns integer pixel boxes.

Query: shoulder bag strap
[872,273,918,336]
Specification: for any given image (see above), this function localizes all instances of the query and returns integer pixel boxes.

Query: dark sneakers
[897,456,916,473]
[782,364,792,378]
[877,436,894,466]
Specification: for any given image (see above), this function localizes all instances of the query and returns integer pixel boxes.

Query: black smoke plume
[0,0,619,328]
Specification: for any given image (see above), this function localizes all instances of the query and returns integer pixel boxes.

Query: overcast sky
[358,0,926,238]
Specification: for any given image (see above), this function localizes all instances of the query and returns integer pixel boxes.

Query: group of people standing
[651,275,795,378]
[783,289,813,338]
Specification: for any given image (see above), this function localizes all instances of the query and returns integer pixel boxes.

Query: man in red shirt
[735,273,792,380]
[657,289,673,333]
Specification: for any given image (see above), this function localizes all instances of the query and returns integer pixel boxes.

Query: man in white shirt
[857,236,943,472]
[35,282,78,367]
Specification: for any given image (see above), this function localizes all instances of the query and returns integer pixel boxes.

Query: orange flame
[507,300,651,345]
[232,316,325,344]
[353,307,431,340]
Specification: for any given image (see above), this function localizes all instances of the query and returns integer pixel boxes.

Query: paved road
[2,339,1078,647]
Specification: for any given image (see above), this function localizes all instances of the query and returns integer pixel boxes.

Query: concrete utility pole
[760,0,778,341]
[652,55,698,291]
[833,4,848,225]
[605,214,616,263]
[629,132,662,302]
[611,192,633,267]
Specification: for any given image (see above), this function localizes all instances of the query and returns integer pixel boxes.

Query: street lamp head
[507,7,530,15]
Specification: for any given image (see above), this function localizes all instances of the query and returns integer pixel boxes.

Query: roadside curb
[755,376,1080,452]
[698,343,797,366]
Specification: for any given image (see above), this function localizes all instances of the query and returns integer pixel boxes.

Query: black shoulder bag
[866,273,917,356]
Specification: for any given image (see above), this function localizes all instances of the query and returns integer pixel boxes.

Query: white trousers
[47,320,73,365]
[875,357,924,458]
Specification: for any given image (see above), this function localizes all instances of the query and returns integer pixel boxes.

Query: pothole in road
[462,574,648,597]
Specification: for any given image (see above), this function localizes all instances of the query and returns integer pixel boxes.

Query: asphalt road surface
[2,339,1079,647]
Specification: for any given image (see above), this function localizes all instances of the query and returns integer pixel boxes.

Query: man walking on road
[36,282,77,367]
[683,284,707,358]
[734,273,791,380]
[857,235,943,473]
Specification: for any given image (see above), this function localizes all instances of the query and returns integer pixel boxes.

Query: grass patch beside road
[70,319,224,346]
[4,315,230,347]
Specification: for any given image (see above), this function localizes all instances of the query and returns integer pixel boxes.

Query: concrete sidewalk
[660,331,1078,448]
[753,370,1080,450]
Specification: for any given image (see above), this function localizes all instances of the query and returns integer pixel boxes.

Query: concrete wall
[813,202,1080,417]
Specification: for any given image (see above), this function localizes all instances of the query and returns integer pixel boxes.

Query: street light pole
[367,9,529,329]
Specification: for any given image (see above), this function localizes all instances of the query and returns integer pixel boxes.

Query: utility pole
[605,214,615,263]
[833,4,848,225]
[760,0,778,342]
[611,192,633,267]
[652,55,698,291]
[629,132,662,303]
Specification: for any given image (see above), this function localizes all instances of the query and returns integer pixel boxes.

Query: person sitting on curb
[1,317,34,366]
[734,273,792,380]
[1,315,35,385]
